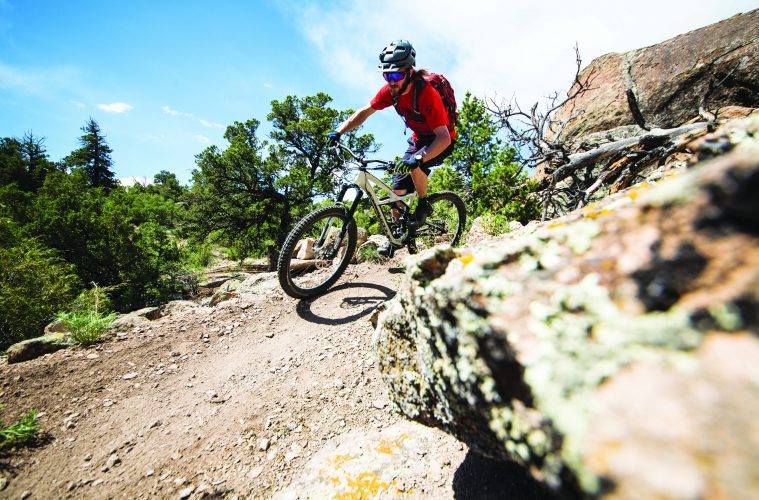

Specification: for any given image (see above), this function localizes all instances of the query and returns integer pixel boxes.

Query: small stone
[122,373,138,380]
[206,390,217,399]
[372,400,387,409]
[265,331,274,338]
[146,469,155,477]
[258,438,270,451]
[150,419,163,429]
[0,477,7,491]
[86,353,99,360]
[334,379,345,390]
[20,490,31,499]
[248,465,264,478]
[106,453,121,469]
[92,479,104,486]
[179,485,195,499]
[284,443,302,462]
[84,453,93,461]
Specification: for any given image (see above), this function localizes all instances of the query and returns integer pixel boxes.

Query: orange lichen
[626,182,650,201]
[583,208,613,220]
[457,252,474,266]
[375,433,409,455]
[332,471,390,499]
[330,453,356,470]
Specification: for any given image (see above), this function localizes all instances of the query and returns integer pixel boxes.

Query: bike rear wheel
[408,191,467,254]
[277,205,357,299]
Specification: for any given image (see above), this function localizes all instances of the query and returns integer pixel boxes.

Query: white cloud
[98,102,133,113]
[291,0,755,106]
[164,105,224,129]
[193,134,211,144]
[199,118,223,129]
[161,105,182,116]
[119,176,152,187]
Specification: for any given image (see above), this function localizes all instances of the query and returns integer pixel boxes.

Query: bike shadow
[295,281,396,326]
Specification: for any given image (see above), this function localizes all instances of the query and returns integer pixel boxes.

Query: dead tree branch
[626,89,650,130]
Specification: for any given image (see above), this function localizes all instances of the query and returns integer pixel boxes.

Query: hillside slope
[2,262,473,498]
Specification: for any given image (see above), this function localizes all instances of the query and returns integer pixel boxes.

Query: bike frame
[338,169,416,248]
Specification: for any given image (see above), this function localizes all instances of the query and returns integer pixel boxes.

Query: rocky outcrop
[6,333,70,364]
[374,118,758,496]
[109,306,162,332]
[553,10,758,146]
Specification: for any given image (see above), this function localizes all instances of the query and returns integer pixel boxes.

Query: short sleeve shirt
[370,82,457,141]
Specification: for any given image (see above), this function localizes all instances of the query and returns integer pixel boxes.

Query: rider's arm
[336,105,377,134]
[419,125,451,163]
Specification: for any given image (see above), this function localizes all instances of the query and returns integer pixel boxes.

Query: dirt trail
[1,258,542,499]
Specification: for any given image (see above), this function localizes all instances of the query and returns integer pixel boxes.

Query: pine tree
[0,133,56,192]
[64,118,117,190]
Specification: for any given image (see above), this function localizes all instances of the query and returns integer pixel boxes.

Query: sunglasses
[383,71,406,83]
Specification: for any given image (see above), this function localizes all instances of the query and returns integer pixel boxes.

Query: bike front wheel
[277,205,358,299]
[408,191,467,254]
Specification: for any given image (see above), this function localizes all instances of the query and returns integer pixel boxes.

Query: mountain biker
[327,39,456,231]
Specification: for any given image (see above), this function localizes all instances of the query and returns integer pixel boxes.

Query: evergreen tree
[152,170,184,200]
[447,92,503,181]
[20,132,56,191]
[0,133,56,192]
[64,118,117,190]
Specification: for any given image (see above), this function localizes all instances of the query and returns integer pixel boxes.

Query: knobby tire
[277,205,357,299]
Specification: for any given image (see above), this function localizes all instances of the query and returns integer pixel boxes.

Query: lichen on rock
[373,118,759,497]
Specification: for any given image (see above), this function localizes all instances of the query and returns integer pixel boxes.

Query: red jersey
[370,83,457,141]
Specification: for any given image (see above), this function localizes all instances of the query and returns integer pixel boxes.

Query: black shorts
[391,136,455,192]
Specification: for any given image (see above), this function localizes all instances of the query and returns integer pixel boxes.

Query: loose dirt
[1,256,543,499]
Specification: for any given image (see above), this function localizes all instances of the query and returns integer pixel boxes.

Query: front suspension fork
[317,184,363,258]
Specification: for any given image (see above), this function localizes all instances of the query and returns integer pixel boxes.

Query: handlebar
[333,142,393,171]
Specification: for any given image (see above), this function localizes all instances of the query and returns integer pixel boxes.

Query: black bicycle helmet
[378,39,415,72]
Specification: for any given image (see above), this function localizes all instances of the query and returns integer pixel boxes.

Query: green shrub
[480,212,513,235]
[0,406,39,450]
[359,244,384,263]
[428,164,465,193]
[57,309,116,346]
[71,284,112,313]
[0,233,79,350]
[182,240,215,270]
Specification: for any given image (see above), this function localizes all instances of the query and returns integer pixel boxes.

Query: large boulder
[6,333,70,364]
[43,319,68,335]
[109,306,162,332]
[373,119,759,497]
[551,10,759,147]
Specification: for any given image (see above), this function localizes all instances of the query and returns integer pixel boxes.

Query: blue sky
[1,0,755,184]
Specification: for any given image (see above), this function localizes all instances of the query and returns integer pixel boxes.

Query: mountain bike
[277,141,466,299]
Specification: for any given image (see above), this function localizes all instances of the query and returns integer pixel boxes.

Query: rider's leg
[408,139,457,225]
[410,168,428,198]
[391,188,407,220]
